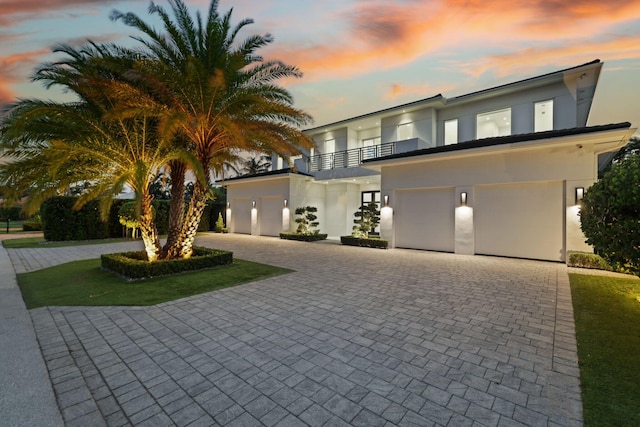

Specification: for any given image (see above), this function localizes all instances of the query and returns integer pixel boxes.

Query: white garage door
[231,199,252,234]
[259,197,284,236]
[395,187,455,252]
[475,181,563,261]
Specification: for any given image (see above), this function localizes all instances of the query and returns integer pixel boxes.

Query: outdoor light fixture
[460,192,468,206]
[226,201,230,208]
[383,195,389,207]
[575,187,584,205]
[283,199,288,208]
[252,200,256,208]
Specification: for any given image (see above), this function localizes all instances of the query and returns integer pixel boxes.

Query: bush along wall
[41,197,110,241]
[279,232,328,242]
[101,246,233,280]
[340,235,388,249]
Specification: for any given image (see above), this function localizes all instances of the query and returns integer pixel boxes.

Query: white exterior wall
[226,177,290,235]
[381,107,434,147]
[379,136,613,260]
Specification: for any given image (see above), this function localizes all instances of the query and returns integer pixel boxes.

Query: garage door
[259,196,284,236]
[395,187,455,252]
[475,181,563,261]
[231,199,252,234]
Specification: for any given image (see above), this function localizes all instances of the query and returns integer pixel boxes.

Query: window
[476,108,511,139]
[397,122,414,140]
[535,100,553,132]
[324,139,335,154]
[444,119,458,145]
[362,137,381,160]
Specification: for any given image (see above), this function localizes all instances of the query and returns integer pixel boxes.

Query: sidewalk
[0,233,64,427]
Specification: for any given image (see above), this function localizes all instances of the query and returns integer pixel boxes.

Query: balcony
[309,142,395,172]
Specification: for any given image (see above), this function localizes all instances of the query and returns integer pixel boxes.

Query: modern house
[224,60,636,262]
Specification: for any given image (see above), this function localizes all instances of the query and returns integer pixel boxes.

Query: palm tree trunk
[139,193,161,262]
[177,180,208,258]
[161,160,186,260]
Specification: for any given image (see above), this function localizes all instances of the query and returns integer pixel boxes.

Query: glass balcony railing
[308,142,395,172]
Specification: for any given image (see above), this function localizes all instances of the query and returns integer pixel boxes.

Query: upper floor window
[324,139,335,154]
[476,108,511,139]
[397,122,414,140]
[534,100,553,132]
[444,119,458,145]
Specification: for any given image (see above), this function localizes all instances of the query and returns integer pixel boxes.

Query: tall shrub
[580,154,640,275]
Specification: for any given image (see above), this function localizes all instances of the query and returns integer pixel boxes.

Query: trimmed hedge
[101,246,233,280]
[41,197,110,241]
[279,232,328,242]
[23,221,42,231]
[40,197,227,241]
[340,235,388,249]
[567,251,628,273]
[0,206,22,220]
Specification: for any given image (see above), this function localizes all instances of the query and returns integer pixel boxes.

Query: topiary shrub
[580,153,640,275]
[340,235,388,249]
[215,212,228,233]
[101,246,233,280]
[352,202,380,238]
[279,232,327,242]
[294,206,320,234]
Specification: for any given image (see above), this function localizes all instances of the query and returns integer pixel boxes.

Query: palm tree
[0,42,201,261]
[226,154,272,177]
[109,0,314,258]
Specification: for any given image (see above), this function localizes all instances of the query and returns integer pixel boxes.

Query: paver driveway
[19,234,582,426]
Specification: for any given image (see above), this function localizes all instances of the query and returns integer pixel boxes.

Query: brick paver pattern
[13,234,582,426]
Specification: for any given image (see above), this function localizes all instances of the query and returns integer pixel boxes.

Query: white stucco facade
[224,60,636,262]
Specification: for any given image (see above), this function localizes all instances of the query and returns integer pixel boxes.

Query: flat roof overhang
[362,124,635,171]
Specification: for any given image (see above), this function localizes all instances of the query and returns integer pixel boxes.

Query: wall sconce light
[252,200,256,208]
[460,192,468,206]
[283,199,288,208]
[226,201,230,209]
[575,187,584,205]
[383,195,389,207]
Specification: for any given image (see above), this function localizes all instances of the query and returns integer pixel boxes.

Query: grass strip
[3,237,139,249]
[18,258,292,308]
[569,273,640,427]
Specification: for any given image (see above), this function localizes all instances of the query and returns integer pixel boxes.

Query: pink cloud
[0,1,125,26]
[265,0,640,83]
[0,49,51,105]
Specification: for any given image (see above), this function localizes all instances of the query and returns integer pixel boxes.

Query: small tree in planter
[341,202,387,248]
[352,202,380,238]
[295,206,320,234]
[280,206,327,241]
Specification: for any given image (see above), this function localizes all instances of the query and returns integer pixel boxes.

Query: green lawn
[569,273,640,427]
[18,258,292,308]
[3,236,137,249]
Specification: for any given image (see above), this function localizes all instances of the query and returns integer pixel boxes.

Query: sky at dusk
[1,0,640,134]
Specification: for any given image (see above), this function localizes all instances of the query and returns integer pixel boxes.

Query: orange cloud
[384,82,457,100]
[265,0,640,83]
[456,35,640,78]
